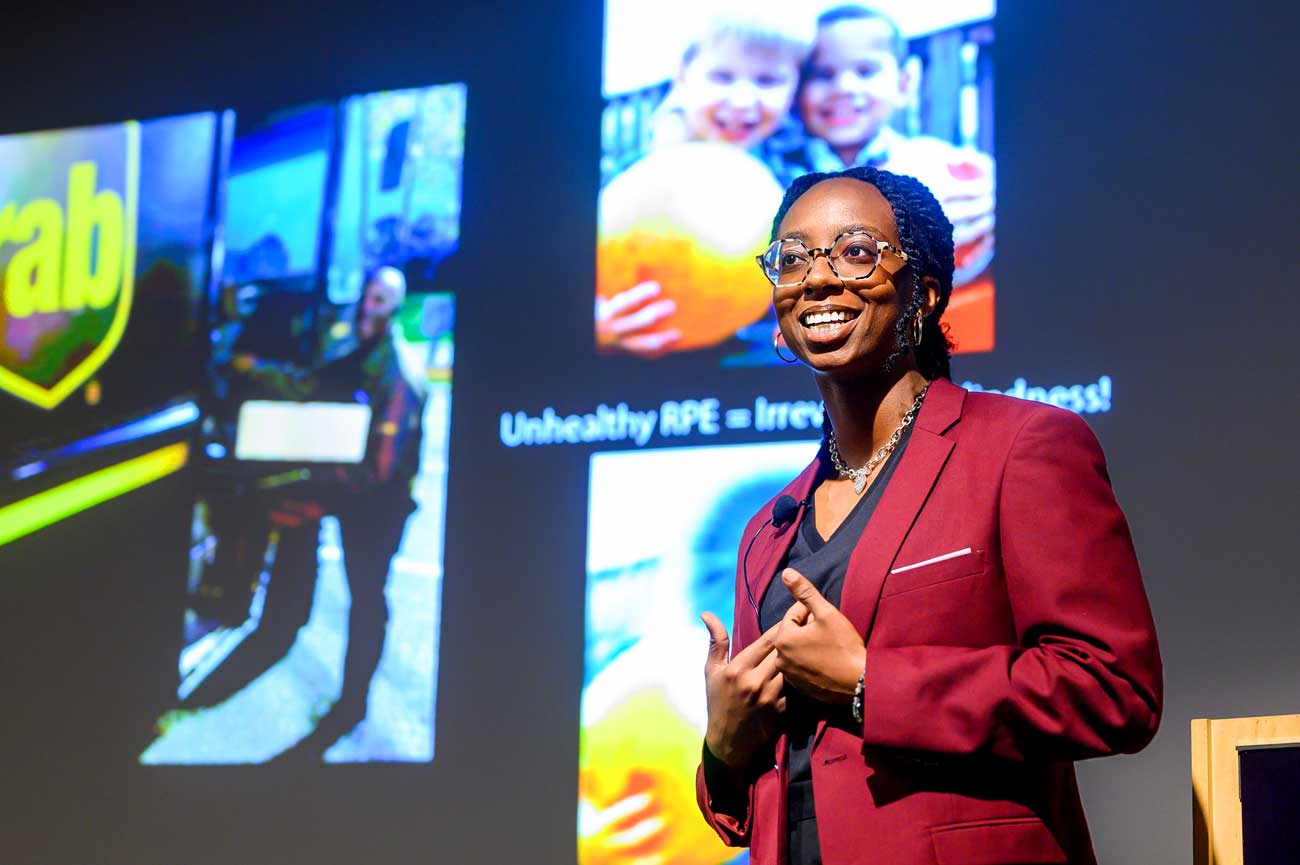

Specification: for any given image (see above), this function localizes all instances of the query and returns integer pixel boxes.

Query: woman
[695,166,1161,865]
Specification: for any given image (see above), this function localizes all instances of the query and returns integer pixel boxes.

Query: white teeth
[802,310,855,326]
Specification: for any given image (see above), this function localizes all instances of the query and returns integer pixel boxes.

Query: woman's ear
[920,275,941,317]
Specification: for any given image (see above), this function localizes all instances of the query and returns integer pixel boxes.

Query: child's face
[799,18,906,152]
[676,35,800,150]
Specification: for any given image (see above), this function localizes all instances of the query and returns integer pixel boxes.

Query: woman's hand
[773,569,867,704]
[700,613,786,769]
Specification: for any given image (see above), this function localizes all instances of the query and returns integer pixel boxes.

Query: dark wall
[2,2,1297,864]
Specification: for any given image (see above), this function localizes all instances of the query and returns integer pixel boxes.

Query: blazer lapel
[837,428,954,637]
[817,379,964,746]
[838,378,964,639]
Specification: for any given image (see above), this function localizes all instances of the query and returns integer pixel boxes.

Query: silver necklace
[827,384,929,494]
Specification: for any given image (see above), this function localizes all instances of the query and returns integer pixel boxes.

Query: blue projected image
[223,106,333,284]
[579,440,819,865]
[138,83,466,766]
[329,84,467,305]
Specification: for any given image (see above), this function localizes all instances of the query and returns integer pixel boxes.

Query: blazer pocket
[881,549,985,598]
[930,816,1068,865]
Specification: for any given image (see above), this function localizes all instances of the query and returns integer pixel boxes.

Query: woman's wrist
[704,729,750,769]
[831,647,868,703]
[852,668,866,724]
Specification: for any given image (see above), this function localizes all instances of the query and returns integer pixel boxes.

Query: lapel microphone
[741,494,809,619]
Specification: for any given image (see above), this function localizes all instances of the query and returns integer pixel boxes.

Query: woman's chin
[801,341,896,381]
[803,347,865,377]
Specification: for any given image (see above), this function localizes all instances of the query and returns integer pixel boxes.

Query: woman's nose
[803,253,841,292]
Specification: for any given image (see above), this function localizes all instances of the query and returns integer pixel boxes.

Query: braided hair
[769,165,955,381]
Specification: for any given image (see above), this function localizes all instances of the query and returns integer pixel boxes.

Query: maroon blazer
[696,378,1162,865]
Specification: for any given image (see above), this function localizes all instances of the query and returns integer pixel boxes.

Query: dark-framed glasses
[756,230,908,288]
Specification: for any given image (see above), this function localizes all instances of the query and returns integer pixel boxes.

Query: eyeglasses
[756,229,908,288]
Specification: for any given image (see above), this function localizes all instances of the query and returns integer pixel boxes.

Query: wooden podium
[1191,714,1300,865]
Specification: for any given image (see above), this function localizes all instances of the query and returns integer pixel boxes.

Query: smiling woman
[695,166,1162,865]
[769,169,954,385]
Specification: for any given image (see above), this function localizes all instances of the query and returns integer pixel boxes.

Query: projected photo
[1,113,217,460]
[580,440,819,865]
[597,0,995,365]
[139,82,465,764]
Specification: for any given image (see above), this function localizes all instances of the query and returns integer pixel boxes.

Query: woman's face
[772,178,915,379]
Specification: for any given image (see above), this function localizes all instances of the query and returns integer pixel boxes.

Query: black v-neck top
[757,423,913,840]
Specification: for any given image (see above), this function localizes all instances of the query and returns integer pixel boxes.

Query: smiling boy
[653,10,813,154]
[597,9,814,357]
[782,5,996,349]
[798,7,910,170]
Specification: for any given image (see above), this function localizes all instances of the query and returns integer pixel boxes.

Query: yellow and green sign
[0,121,140,409]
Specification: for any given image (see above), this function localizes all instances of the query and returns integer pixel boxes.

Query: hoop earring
[773,332,799,364]
[912,310,925,348]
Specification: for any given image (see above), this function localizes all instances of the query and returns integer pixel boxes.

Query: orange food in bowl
[579,688,736,865]
[598,143,784,352]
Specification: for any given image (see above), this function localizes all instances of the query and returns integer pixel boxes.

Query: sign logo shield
[0,121,140,410]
